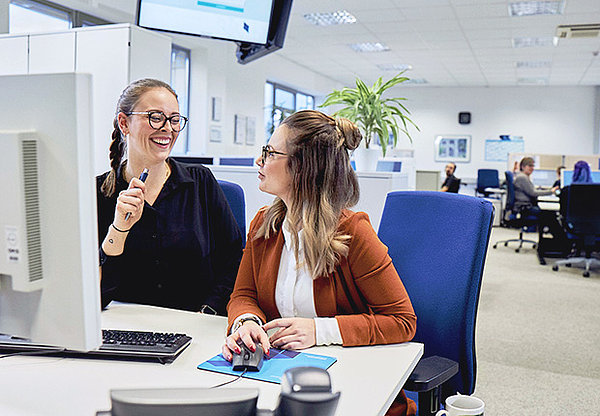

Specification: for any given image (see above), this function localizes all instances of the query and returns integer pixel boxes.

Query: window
[264,81,315,140]
[170,45,191,155]
[8,0,109,34]
[9,0,70,33]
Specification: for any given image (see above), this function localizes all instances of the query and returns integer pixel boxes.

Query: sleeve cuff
[315,317,343,346]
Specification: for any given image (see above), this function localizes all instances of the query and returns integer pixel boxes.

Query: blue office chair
[493,171,538,252]
[217,180,246,246]
[552,184,600,277]
[475,169,499,197]
[378,192,494,416]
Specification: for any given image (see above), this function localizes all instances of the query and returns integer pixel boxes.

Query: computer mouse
[232,342,264,372]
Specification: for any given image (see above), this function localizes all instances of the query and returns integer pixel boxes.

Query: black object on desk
[232,342,264,372]
[97,367,340,416]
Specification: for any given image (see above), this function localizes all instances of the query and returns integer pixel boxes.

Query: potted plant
[320,72,419,171]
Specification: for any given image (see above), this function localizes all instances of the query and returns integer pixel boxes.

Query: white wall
[184,50,598,181]
[389,86,598,179]
[184,39,341,159]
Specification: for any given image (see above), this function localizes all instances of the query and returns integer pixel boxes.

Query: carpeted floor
[472,227,600,415]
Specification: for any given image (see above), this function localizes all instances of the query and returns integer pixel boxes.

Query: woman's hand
[222,321,270,362]
[263,318,316,350]
[113,177,146,229]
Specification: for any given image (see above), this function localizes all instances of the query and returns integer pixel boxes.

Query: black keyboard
[100,329,192,355]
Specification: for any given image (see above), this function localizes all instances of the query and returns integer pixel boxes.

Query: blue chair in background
[493,171,538,253]
[475,169,499,197]
[378,192,493,416]
[217,179,246,246]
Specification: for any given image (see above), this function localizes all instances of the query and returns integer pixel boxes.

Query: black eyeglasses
[127,111,188,132]
[261,145,287,164]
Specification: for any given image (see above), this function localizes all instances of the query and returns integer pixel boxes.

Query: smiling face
[118,87,180,166]
[255,125,292,205]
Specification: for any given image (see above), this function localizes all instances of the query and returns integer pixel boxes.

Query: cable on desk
[0,348,66,359]
[209,368,248,388]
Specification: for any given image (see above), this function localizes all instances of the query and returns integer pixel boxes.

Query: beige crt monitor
[0,73,101,351]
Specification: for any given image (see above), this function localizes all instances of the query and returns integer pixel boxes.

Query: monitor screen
[0,73,101,351]
[137,0,275,45]
[561,169,600,187]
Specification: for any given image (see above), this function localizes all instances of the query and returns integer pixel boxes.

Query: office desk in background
[0,303,423,416]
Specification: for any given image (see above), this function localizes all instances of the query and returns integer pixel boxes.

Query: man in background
[440,162,460,193]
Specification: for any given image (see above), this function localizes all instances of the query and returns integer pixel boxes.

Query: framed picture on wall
[434,135,471,163]
[234,114,246,144]
[245,116,256,145]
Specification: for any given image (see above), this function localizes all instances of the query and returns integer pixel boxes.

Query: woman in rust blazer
[222,110,417,416]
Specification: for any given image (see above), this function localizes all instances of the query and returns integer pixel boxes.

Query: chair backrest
[476,169,500,192]
[217,180,246,246]
[378,192,494,397]
[504,170,516,211]
[564,184,600,236]
[448,178,461,193]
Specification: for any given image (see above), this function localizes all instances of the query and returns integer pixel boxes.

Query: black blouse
[96,158,243,314]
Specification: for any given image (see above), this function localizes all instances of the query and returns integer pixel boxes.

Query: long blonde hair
[255,110,362,278]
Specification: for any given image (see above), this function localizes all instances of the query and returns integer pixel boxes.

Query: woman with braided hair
[97,79,242,315]
[222,110,417,416]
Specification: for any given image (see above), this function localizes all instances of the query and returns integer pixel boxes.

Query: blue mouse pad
[197,348,337,384]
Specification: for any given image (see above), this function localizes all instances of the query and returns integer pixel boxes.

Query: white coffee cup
[435,394,484,416]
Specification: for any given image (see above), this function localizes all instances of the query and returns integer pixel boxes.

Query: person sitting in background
[553,165,565,188]
[440,162,460,193]
[222,110,417,416]
[514,157,566,243]
[97,78,242,314]
[572,160,594,184]
[514,157,559,213]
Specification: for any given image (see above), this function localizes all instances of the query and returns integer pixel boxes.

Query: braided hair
[100,79,177,197]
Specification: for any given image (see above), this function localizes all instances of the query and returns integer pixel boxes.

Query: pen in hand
[124,168,149,221]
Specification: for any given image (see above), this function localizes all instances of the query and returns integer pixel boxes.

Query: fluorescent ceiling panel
[508,1,564,17]
[303,10,357,26]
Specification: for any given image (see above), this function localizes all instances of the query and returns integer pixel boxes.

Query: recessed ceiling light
[512,36,554,48]
[516,61,552,68]
[376,64,413,71]
[518,77,549,85]
[349,42,390,53]
[404,78,428,85]
[304,10,357,26]
[508,1,564,17]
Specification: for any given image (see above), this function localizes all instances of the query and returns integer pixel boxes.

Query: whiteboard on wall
[485,139,525,162]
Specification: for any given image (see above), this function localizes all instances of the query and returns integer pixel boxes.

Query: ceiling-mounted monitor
[137,0,275,45]
[136,0,293,64]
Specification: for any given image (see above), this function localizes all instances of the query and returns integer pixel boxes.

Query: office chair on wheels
[217,179,246,246]
[493,171,538,252]
[552,184,600,277]
[475,169,499,198]
[378,192,494,416]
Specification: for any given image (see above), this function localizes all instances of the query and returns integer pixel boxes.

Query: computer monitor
[561,169,600,187]
[0,73,101,351]
[137,0,275,45]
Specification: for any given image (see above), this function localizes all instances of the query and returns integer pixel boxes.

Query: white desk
[0,304,423,416]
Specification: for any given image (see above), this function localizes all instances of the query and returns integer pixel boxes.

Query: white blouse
[231,220,343,345]
[274,221,343,345]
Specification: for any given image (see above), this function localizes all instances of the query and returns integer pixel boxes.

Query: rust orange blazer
[227,209,417,346]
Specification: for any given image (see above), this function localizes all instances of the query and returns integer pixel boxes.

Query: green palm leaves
[320,72,419,156]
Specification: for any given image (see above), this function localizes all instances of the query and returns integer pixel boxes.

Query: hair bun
[335,117,362,151]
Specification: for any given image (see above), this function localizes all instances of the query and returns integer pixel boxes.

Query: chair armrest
[404,356,459,392]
